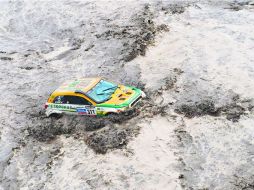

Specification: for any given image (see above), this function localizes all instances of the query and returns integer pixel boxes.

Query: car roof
[53,77,102,94]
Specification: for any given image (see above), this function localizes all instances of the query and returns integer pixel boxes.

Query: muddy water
[1,1,254,189]
[136,2,254,189]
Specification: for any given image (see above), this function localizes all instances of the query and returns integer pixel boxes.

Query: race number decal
[76,107,96,115]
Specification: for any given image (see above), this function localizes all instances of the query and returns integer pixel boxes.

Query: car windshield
[87,79,117,103]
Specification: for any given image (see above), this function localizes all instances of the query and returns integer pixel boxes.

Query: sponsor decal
[77,108,88,115]
[77,108,96,115]
[49,104,75,110]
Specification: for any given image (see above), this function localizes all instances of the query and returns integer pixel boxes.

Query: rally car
[45,77,145,117]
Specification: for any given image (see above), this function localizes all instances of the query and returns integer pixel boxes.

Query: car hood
[97,85,142,108]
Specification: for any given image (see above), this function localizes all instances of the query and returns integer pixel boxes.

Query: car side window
[64,96,92,105]
[53,96,66,104]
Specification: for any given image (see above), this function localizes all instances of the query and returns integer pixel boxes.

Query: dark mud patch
[140,100,168,117]
[19,66,34,70]
[84,44,95,52]
[174,122,193,148]
[95,4,169,63]
[27,107,141,153]
[232,175,254,190]
[158,69,183,91]
[161,4,188,14]
[222,104,246,122]
[156,24,170,32]
[84,126,139,154]
[70,38,85,50]
[225,1,254,11]
[174,121,193,189]
[175,100,220,118]
[27,116,75,142]
[83,109,141,154]
[123,4,164,62]
[0,57,13,61]
[24,54,30,57]
[175,97,252,122]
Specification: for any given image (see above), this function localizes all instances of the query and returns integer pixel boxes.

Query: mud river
[1,1,254,189]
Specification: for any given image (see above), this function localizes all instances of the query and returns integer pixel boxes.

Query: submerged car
[45,77,145,117]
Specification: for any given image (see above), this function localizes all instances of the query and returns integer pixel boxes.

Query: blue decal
[77,108,88,114]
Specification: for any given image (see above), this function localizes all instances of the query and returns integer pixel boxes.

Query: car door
[64,95,96,115]
[52,96,77,114]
